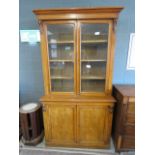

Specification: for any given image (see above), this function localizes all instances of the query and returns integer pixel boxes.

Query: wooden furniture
[33,7,123,148]
[20,103,44,145]
[112,85,135,152]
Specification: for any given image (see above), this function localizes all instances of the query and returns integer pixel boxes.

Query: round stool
[19,102,44,145]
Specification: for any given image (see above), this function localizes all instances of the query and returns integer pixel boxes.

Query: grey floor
[19,139,135,155]
[20,150,117,155]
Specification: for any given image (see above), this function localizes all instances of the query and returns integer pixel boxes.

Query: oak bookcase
[33,7,123,148]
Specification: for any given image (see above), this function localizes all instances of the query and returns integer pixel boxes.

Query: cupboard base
[41,95,115,149]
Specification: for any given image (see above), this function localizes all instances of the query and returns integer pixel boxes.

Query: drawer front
[123,125,135,136]
[126,114,135,125]
[121,136,135,149]
[128,101,135,114]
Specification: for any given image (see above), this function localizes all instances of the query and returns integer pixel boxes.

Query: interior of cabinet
[51,79,74,92]
[81,80,105,92]
[81,44,107,61]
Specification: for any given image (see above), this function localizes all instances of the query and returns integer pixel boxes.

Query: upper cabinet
[33,7,123,96]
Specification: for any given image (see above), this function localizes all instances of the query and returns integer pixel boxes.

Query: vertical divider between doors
[76,20,81,144]
[76,21,81,95]
[73,21,77,95]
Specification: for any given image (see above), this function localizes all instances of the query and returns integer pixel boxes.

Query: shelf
[49,59,74,62]
[51,76,73,80]
[81,76,105,80]
[81,40,108,44]
[49,41,74,44]
[81,59,106,62]
[49,40,107,44]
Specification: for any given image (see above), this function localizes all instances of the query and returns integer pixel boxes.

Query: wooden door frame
[76,19,114,96]
[40,20,78,95]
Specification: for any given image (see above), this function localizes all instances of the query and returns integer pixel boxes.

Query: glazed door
[77,104,113,147]
[78,21,113,95]
[43,103,76,145]
[42,20,113,95]
[45,21,77,94]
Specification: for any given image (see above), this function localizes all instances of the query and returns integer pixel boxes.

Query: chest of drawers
[112,85,135,152]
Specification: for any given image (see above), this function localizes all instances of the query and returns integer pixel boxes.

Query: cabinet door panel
[77,104,113,146]
[46,23,76,93]
[43,103,76,144]
[79,23,110,93]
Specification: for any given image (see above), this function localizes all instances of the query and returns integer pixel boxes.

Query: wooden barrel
[19,103,44,145]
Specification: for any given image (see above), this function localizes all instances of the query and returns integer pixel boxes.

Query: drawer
[123,125,135,136]
[128,102,135,113]
[126,114,135,125]
[121,136,135,149]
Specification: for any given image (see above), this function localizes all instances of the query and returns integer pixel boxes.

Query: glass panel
[47,24,74,92]
[81,62,106,79]
[80,23,109,92]
[50,62,73,78]
[52,80,74,92]
[81,80,105,92]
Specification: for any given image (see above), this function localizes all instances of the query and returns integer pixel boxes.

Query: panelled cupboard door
[43,103,76,145]
[77,104,113,147]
